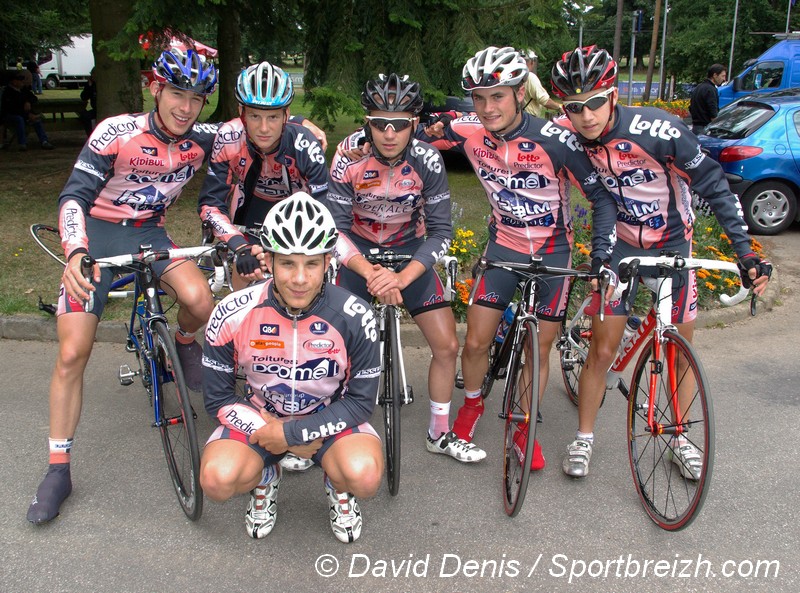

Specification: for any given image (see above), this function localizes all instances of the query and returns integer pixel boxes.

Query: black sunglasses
[365,116,415,132]
[562,87,615,114]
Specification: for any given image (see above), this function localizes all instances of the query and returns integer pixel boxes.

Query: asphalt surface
[1,227,798,593]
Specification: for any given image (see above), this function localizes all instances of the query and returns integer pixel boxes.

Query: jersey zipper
[380,164,396,245]
[289,316,299,418]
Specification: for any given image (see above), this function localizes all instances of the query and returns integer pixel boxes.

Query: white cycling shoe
[324,475,362,543]
[426,431,487,463]
[280,452,314,472]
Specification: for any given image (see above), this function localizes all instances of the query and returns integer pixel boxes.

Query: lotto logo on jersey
[178,141,192,151]
[293,132,325,165]
[260,324,280,335]
[310,321,329,335]
[142,146,158,156]
[363,170,379,180]
[615,142,632,152]
[518,141,535,152]
[343,295,377,342]
[483,136,498,150]
[180,151,199,162]
[628,114,681,140]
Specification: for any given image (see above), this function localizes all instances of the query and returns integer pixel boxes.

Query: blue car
[698,94,800,234]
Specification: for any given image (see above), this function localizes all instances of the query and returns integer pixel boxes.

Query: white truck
[38,34,94,90]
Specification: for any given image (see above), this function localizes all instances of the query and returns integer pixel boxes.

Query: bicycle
[358,251,458,496]
[30,223,230,521]
[468,256,601,517]
[556,253,753,530]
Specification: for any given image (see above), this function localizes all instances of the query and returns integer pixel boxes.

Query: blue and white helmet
[152,48,217,95]
[235,61,294,109]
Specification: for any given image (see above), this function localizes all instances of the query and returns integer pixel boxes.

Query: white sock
[429,401,451,438]
[259,463,279,486]
[576,431,594,445]
[464,389,481,400]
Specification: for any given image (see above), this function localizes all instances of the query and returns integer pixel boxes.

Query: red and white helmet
[551,45,617,98]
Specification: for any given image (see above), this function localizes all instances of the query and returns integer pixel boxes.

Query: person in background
[79,68,97,136]
[689,63,727,135]
[27,59,43,95]
[521,49,560,119]
[0,72,54,150]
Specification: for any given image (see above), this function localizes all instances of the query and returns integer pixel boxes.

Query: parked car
[420,95,474,123]
[698,95,800,235]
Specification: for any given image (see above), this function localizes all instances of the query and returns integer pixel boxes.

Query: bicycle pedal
[497,368,508,379]
[454,370,464,389]
[119,364,138,386]
[403,386,414,405]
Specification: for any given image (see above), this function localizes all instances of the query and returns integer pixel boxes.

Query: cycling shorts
[335,236,450,317]
[470,240,571,322]
[205,416,380,466]
[585,240,698,323]
[57,217,185,318]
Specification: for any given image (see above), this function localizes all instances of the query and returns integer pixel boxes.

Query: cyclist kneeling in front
[550,46,771,478]
[200,193,383,543]
[327,74,486,463]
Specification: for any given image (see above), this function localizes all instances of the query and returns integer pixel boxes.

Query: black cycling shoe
[175,339,203,392]
[27,463,72,524]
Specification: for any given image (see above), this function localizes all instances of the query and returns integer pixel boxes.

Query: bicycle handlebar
[468,256,599,307]
[362,251,459,303]
[617,255,751,310]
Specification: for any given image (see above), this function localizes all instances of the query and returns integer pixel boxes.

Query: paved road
[1,226,798,593]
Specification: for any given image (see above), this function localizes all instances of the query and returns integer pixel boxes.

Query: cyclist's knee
[336,456,382,498]
[431,335,460,363]
[200,459,246,501]
[55,339,92,376]
[179,282,215,318]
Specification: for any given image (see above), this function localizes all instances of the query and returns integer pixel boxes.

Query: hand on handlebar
[738,253,771,297]
[590,258,617,307]
[62,252,99,306]
[234,243,265,280]
[366,264,405,296]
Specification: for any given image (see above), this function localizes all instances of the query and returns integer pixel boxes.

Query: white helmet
[260,192,338,255]
[461,46,528,91]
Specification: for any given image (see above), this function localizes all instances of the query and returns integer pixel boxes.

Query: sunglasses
[365,116,415,132]
[562,87,615,114]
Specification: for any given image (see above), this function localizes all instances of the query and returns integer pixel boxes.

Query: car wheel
[741,181,797,235]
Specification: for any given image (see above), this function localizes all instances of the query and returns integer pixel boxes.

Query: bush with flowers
[632,98,690,120]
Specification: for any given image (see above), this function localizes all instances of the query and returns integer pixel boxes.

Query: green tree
[0,1,88,61]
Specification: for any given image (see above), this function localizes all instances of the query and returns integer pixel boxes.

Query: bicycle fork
[377,306,414,406]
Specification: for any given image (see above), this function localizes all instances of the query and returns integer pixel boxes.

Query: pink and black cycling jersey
[419,113,617,260]
[555,105,752,258]
[58,111,246,260]
[202,280,380,447]
[199,118,328,232]
[326,138,452,270]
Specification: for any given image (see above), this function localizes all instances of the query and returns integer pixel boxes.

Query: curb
[0,267,781,347]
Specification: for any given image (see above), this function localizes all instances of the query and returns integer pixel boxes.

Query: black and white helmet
[461,46,528,91]
[361,73,424,114]
[259,193,338,255]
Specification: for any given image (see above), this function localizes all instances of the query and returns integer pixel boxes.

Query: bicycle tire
[560,263,592,406]
[152,321,203,520]
[627,330,713,531]
[31,223,66,266]
[501,319,539,517]
[382,308,403,496]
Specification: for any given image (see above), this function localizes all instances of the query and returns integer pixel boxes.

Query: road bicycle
[556,253,753,530]
[357,251,458,496]
[31,223,229,521]
[468,256,602,517]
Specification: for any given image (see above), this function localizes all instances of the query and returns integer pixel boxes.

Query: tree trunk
[643,0,662,103]
[89,0,142,119]
[206,7,241,123]
[613,0,624,62]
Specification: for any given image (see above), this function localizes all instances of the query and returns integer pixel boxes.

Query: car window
[741,61,784,91]
[705,102,775,139]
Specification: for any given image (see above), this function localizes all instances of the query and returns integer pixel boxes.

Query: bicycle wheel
[560,263,592,406]
[502,319,539,517]
[382,308,403,496]
[31,223,66,266]
[627,330,713,530]
[152,321,203,520]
